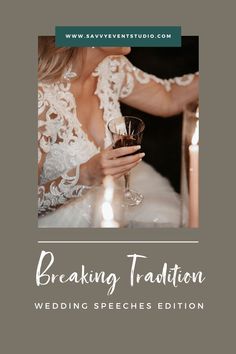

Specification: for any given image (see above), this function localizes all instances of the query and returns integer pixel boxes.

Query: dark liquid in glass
[114,135,137,148]
[113,135,141,155]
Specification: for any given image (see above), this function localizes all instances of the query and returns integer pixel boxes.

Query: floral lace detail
[92,56,125,147]
[38,171,89,216]
[149,72,198,92]
[38,77,98,215]
[63,64,78,81]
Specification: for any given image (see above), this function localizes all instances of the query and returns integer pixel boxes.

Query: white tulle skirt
[38,161,181,228]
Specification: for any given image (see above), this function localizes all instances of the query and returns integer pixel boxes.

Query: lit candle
[189,120,199,228]
[100,176,120,228]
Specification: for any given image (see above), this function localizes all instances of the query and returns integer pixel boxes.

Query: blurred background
[121,36,199,193]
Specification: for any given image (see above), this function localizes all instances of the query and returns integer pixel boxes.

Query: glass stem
[124,172,130,192]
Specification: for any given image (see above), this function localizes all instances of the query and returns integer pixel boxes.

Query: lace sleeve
[38,85,88,216]
[113,56,198,117]
[118,55,198,98]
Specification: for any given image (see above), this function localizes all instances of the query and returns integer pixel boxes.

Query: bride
[38,37,199,227]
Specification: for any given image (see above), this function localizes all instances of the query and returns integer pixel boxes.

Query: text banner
[55,26,181,47]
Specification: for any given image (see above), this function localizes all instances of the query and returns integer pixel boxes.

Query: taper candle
[100,176,119,228]
[189,121,199,228]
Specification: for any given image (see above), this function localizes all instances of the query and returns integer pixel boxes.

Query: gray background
[1,0,234,352]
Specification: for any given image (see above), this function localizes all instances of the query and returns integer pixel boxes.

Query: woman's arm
[119,56,199,117]
[38,145,144,216]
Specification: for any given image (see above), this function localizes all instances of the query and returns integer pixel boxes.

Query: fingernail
[135,145,141,150]
[140,152,145,157]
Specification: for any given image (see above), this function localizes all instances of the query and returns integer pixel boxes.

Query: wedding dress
[38,55,195,228]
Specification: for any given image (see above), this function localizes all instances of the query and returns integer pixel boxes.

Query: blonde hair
[38,36,78,82]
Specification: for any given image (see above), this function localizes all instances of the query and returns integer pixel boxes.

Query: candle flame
[102,176,115,218]
[196,106,199,118]
[192,121,199,145]
[101,201,114,221]
[103,176,114,202]
[100,175,119,228]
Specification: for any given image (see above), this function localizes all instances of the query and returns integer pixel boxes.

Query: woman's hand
[79,145,144,186]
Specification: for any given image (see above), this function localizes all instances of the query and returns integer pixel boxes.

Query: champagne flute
[108,116,145,206]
